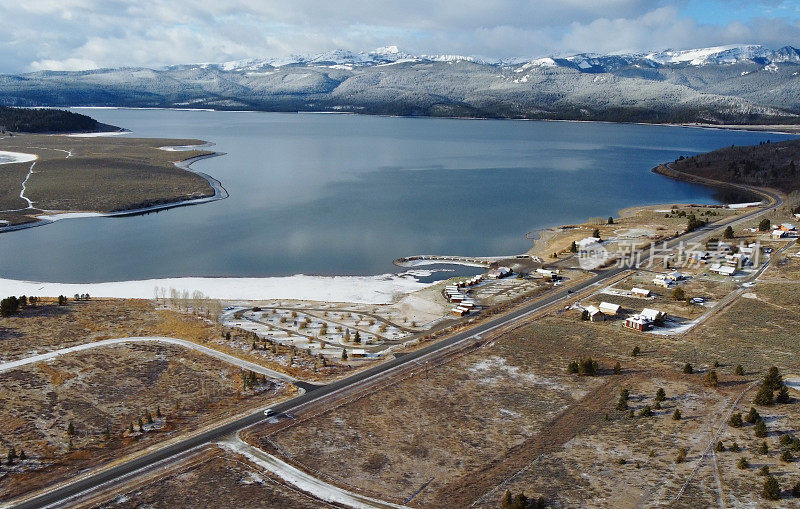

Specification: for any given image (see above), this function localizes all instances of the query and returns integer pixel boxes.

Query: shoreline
[0,148,228,234]
[68,107,800,135]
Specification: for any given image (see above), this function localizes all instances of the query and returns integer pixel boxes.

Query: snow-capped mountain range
[188,44,800,72]
[2,44,799,124]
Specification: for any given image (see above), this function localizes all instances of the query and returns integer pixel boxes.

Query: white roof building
[640,308,665,322]
[710,264,736,276]
[630,287,651,297]
[598,302,621,315]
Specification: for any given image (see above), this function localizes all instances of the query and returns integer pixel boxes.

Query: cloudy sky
[1,0,799,73]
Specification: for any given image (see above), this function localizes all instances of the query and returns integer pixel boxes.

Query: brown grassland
[80,446,323,509]
[0,342,293,501]
[0,134,216,224]
[242,272,800,507]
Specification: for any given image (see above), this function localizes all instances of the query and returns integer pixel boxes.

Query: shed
[630,287,651,297]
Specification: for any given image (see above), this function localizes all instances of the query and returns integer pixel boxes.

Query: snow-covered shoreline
[0,272,436,304]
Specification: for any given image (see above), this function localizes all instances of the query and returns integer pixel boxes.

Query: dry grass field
[0,342,293,501]
[0,299,345,380]
[0,134,215,224]
[240,269,800,508]
[80,446,322,509]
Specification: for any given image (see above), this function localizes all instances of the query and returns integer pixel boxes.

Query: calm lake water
[0,110,793,282]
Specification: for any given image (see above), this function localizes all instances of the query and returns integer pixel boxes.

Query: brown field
[239,267,800,507]
[0,342,293,501]
[0,134,216,224]
[0,299,347,380]
[529,203,745,263]
[78,446,323,509]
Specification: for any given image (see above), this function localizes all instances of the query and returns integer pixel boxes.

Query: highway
[8,185,782,509]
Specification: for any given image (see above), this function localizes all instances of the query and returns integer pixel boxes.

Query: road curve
[0,336,297,383]
[7,185,783,509]
[219,437,405,509]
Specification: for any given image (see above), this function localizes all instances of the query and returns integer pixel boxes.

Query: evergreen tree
[354,331,361,344]
[737,457,749,469]
[156,406,162,418]
[138,417,144,432]
[67,421,75,436]
[341,349,348,360]
[683,363,693,374]
[704,370,719,388]
[103,426,111,440]
[632,346,641,357]
[758,441,769,455]
[18,450,25,461]
[762,475,781,501]
[655,388,666,402]
[613,362,621,375]
[734,364,745,376]
[607,217,614,225]
[729,413,743,428]
[777,385,791,404]
[723,226,735,239]
[754,419,768,438]
[673,408,681,420]
[745,407,761,424]
[754,385,775,406]
[7,447,16,465]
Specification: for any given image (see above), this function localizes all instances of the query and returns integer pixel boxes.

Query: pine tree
[745,407,761,424]
[737,457,749,469]
[7,447,16,465]
[655,388,666,402]
[67,421,75,436]
[128,422,134,434]
[758,441,769,455]
[613,362,621,375]
[138,417,144,432]
[673,408,681,420]
[341,349,348,360]
[734,364,745,376]
[754,419,768,438]
[354,331,361,344]
[776,385,791,404]
[683,363,693,374]
[762,475,781,501]
[18,450,25,461]
[156,406,162,418]
[729,413,743,427]
[704,370,719,388]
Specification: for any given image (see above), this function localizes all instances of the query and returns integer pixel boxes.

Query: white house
[640,308,665,322]
[598,302,621,315]
[631,287,652,297]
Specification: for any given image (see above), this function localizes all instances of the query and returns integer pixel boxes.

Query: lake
[0,110,793,283]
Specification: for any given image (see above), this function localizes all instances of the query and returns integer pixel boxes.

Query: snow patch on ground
[0,272,434,304]
[65,131,129,137]
[469,356,564,390]
[0,151,38,165]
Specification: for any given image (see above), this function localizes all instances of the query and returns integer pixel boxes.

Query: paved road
[8,187,782,509]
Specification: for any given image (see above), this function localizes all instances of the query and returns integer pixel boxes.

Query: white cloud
[0,0,798,73]
[28,58,99,72]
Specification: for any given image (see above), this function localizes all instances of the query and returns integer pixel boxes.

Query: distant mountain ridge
[2,44,800,124]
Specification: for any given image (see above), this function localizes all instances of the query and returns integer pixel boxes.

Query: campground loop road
[6,185,783,509]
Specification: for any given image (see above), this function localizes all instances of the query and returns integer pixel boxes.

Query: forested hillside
[0,106,101,133]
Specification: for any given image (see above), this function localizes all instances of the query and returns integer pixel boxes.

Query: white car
[264,408,276,417]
